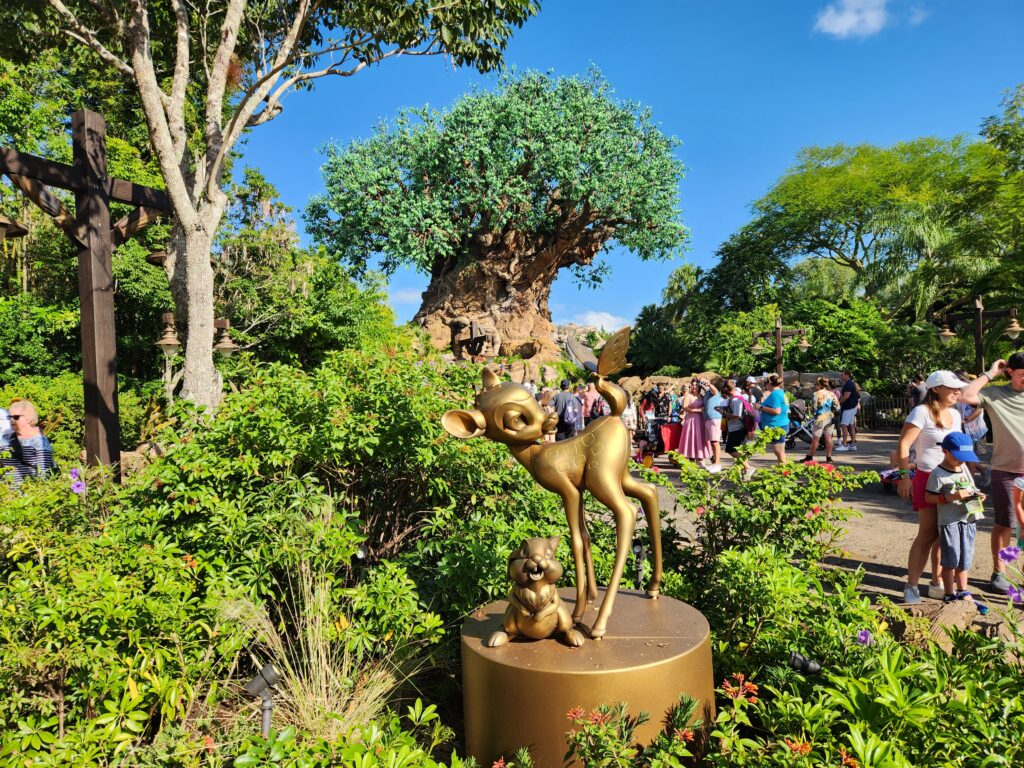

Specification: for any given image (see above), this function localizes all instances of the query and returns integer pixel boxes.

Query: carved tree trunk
[414,215,609,360]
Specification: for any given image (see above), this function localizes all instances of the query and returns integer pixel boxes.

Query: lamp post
[937,296,1020,375]
[155,315,236,403]
[750,317,811,379]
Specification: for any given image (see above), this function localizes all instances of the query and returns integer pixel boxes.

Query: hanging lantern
[214,318,239,357]
[796,334,811,353]
[937,325,957,345]
[1005,317,1022,341]
[154,313,181,358]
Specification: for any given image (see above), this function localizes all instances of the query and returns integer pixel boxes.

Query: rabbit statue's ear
[482,367,501,390]
[547,536,561,552]
[441,409,486,439]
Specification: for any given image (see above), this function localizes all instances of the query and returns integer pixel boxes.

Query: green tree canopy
[307,69,687,357]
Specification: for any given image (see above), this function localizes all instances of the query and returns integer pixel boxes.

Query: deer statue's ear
[548,536,561,552]
[482,367,501,390]
[441,409,487,439]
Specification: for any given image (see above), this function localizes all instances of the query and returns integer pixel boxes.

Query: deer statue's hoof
[646,587,661,599]
[589,624,607,640]
[486,631,510,647]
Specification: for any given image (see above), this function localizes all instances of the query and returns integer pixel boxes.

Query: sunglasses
[9,415,21,421]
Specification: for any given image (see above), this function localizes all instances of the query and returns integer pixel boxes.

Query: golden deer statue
[441,327,662,639]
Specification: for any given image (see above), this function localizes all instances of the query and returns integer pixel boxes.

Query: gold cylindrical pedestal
[462,588,714,768]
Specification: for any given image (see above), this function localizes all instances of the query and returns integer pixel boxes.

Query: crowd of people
[0,399,57,487]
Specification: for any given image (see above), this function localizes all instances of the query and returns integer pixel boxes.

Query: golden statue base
[461,588,714,768]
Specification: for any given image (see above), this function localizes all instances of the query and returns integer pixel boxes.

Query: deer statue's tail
[592,326,633,418]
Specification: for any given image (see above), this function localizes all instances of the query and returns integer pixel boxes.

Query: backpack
[731,396,757,434]
[560,394,583,432]
[598,397,611,417]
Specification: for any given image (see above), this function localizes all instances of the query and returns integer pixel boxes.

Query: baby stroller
[634,417,667,468]
[785,404,814,450]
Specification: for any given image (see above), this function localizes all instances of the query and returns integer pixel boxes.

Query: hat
[746,376,758,384]
[940,432,980,463]
[925,370,968,390]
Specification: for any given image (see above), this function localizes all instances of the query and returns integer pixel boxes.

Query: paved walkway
[651,430,1006,603]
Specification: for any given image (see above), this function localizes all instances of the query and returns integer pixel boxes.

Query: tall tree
[1,0,539,405]
[306,70,687,358]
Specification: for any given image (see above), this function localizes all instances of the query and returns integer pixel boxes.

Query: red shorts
[912,469,932,512]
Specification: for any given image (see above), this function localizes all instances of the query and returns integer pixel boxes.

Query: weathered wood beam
[111,205,164,248]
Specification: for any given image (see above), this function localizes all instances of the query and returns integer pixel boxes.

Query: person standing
[552,380,581,442]
[745,377,764,430]
[802,377,837,464]
[0,406,12,451]
[755,374,790,464]
[701,379,724,473]
[676,381,709,465]
[897,371,966,604]
[961,353,1024,593]
[835,370,860,452]
[907,372,927,414]
[581,382,600,427]
[622,394,639,451]
[719,382,754,480]
[2,400,57,487]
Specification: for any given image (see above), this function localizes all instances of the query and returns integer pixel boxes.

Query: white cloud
[570,311,629,331]
[388,288,422,305]
[908,5,929,26]
[814,0,889,39]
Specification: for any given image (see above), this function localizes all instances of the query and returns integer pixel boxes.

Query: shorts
[724,429,746,452]
[768,434,786,445]
[989,469,1022,528]
[939,520,976,571]
[912,469,931,512]
[811,419,834,439]
[839,409,857,427]
[704,419,722,443]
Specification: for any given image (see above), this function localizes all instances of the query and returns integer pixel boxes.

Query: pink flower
[695,506,706,517]
[566,706,585,721]
[821,463,835,472]
[492,759,506,768]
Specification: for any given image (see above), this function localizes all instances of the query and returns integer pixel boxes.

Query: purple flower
[69,468,80,480]
[855,629,873,646]
[998,546,1021,563]
[1008,585,1024,604]
[70,480,86,495]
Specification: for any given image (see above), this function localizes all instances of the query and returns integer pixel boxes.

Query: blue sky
[242,0,1024,329]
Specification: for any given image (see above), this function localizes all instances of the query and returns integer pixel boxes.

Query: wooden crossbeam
[111,205,164,248]
[0,147,172,212]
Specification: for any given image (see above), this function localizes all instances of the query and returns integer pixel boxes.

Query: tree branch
[168,0,191,160]
[203,0,248,179]
[46,0,134,76]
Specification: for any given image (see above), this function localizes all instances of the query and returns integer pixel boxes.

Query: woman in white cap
[897,371,966,604]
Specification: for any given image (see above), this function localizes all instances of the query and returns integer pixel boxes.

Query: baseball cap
[925,370,968,390]
[940,432,980,463]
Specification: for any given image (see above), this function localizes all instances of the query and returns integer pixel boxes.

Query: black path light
[937,295,1021,375]
[243,663,282,739]
[1,110,172,477]
[750,317,811,378]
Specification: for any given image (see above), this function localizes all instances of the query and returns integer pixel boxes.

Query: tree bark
[414,237,579,360]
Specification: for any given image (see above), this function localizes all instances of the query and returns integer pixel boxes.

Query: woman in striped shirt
[2,400,57,487]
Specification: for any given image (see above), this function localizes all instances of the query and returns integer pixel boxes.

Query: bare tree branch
[168,0,191,161]
[203,0,249,177]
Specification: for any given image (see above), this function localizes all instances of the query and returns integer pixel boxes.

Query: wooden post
[774,316,784,379]
[72,110,120,476]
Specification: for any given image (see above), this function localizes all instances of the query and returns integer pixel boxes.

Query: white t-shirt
[905,405,962,472]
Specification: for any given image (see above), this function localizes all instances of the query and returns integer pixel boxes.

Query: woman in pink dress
[677,381,710,464]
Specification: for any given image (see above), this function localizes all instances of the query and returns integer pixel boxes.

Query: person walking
[907,372,927,414]
[676,380,710,465]
[802,376,837,463]
[622,394,639,450]
[719,382,755,480]
[581,382,600,427]
[755,374,789,464]
[552,379,582,442]
[897,371,966,604]
[960,353,1024,593]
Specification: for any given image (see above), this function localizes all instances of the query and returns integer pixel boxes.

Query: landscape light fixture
[749,338,764,355]
[796,335,811,353]
[1006,316,1022,341]
[789,651,822,675]
[0,214,28,244]
[243,663,282,739]
[937,324,957,345]
[213,318,239,357]
[154,313,181,358]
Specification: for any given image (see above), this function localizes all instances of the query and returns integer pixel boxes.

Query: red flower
[566,706,585,722]
[835,472,845,481]
[589,710,611,725]
[783,738,811,755]
[805,459,818,466]
[182,554,198,569]
[651,466,661,473]
[821,463,835,472]
[492,758,506,768]
[673,727,695,742]
[722,673,759,702]
[203,735,215,753]
[839,746,860,767]
[781,469,791,476]
[695,506,706,517]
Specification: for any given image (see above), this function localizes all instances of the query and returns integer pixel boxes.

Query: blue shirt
[761,389,789,430]
[703,392,724,421]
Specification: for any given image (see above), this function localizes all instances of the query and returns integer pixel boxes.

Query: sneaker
[903,584,922,604]
[706,463,722,474]
[834,444,851,452]
[991,572,1012,593]
[742,467,756,481]
[927,583,946,599]
[800,455,814,463]
[848,443,858,452]
[942,592,961,604]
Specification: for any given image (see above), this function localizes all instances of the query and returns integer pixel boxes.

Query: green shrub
[0,293,79,386]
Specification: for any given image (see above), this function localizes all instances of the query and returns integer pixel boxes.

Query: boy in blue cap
[925,432,989,612]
